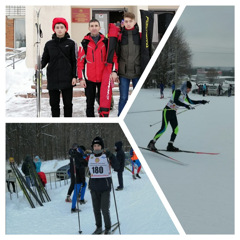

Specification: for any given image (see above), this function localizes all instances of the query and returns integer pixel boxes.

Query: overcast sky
[176,6,234,68]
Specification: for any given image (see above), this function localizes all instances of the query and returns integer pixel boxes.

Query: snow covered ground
[125,88,235,234]
[5,159,178,235]
[5,59,120,117]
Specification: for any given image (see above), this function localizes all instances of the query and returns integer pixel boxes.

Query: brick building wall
[6,17,14,48]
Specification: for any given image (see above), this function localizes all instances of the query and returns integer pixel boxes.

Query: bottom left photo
[5,123,178,235]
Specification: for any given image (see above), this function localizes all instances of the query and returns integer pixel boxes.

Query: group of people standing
[40,12,143,117]
[65,137,142,234]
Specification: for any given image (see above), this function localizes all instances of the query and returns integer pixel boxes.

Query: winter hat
[91,136,104,149]
[186,81,192,89]
[34,156,40,161]
[72,143,78,149]
[52,17,68,32]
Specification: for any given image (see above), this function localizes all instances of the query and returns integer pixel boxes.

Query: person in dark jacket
[117,12,142,116]
[68,143,88,213]
[114,141,125,190]
[21,155,36,187]
[77,19,118,117]
[88,136,119,234]
[148,81,209,151]
[40,18,77,117]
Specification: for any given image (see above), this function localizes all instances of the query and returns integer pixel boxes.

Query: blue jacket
[34,156,42,173]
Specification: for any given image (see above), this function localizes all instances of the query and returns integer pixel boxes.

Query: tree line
[6,123,131,165]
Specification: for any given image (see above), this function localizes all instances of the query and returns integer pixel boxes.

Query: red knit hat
[52,18,68,32]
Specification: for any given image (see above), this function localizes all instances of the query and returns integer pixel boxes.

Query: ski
[35,8,43,117]
[139,147,187,166]
[157,149,219,155]
[101,222,120,234]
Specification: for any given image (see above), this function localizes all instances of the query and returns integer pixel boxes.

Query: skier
[21,155,36,187]
[114,141,125,190]
[69,143,88,213]
[40,18,77,117]
[160,82,164,99]
[147,81,208,151]
[6,158,16,193]
[130,148,141,179]
[117,12,142,116]
[77,19,118,117]
[33,156,41,173]
[88,136,119,234]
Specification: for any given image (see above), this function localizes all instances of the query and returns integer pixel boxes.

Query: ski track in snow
[125,88,234,234]
[6,161,178,235]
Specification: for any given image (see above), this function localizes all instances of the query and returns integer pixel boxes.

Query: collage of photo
[4,3,237,239]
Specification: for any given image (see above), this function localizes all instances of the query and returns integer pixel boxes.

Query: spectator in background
[34,156,42,173]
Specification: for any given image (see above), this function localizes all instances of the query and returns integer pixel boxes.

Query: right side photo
[125,6,234,234]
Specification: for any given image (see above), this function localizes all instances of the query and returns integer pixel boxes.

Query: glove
[201,100,208,104]
[186,105,195,110]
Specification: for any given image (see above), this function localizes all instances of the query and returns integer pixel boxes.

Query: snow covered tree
[144,26,192,88]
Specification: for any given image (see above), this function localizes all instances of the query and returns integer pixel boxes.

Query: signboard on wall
[72,8,90,23]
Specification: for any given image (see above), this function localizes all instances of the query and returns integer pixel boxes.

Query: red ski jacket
[77,33,118,83]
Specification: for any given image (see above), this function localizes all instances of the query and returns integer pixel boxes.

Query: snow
[5,159,178,235]
[125,88,234,234]
[5,59,120,117]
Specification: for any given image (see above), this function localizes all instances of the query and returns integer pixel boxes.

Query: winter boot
[167,142,179,152]
[104,228,111,235]
[65,195,72,202]
[92,227,102,234]
[71,208,81,213]
[132,174,137,180]
[136,173,141,179]
[147,140,157,151]
[116,186,123,191]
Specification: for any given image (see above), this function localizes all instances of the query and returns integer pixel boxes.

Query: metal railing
[6,47,26,69]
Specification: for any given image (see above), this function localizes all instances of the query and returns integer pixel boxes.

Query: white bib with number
[88,154,111,178]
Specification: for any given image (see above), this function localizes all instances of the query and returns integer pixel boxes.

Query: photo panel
[125,6,235,234]
[6,122,178,234]
[5,5,178,118]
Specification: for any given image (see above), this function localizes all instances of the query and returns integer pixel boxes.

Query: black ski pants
[90,190,111,230]
[117,171,124,189]
[85,80,101,117]
[153,107,179,143]
[6,180,16,193]
[49,88,73,117]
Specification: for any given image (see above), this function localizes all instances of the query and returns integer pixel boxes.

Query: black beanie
[91,136,104,149]
[186,81,192,88]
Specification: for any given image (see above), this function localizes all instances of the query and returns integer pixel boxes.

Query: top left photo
[5,5,178,118]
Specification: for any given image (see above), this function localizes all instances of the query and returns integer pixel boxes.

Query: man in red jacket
[77,19,118,117]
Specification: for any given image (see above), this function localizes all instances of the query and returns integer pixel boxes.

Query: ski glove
[186,105,195,110]
[201,100,208,104]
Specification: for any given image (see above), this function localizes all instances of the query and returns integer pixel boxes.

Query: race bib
[88,154,111,178]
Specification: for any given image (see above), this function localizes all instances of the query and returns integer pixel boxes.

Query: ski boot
[79,199,87,205]
[167,142,179,152]
[147,140,157,151]
[65,195,72,202]
[92,227,102,234]
[132,174,137,180]
[116,186,123,191]
[71,208,81,213]
[136,173,141,179]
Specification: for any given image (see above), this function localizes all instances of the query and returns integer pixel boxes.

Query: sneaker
[147,140,157,151]
[136,174,141,179]
[71,208,81,213]
[104,229,111,235]
[167,142,179,152]
[65,196,72,202]
[132,174,137,180]
[79,199,87,205]
[92,227,102,234]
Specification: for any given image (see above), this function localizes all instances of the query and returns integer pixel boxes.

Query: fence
[6,47,26,69]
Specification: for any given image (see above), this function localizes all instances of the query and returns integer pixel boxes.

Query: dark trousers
[154,108,178,143]
[90,190,111,230]
[67,179,75,196]
[117,171,123,188]
[85,80,101,117]
[49,88,73,117]
[6,181,16,192]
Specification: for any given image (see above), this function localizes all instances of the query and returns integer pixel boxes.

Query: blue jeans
[118,77,139,116]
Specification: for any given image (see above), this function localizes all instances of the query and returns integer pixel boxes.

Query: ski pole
[149,104,203,127]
